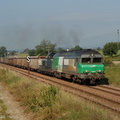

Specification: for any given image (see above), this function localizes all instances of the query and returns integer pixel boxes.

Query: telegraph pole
[117,29,119,50]
[117,29,119,39]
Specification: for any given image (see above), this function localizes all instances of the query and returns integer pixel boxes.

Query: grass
[16,53,28,57]
[0,69,118,120]
[117,50,120,55]
[99,49,120,87]
[105,64,120,87]
[0,99,12,120]
[104,57,120,62]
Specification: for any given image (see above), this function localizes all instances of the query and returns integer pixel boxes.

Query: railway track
[0,63,120,117]
[91,85,120,97]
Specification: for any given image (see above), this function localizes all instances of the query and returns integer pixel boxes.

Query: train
[0,49,105,85]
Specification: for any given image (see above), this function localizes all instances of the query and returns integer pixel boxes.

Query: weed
[0,99,12,120]
[0,68,117,120]
[41,86,58,107]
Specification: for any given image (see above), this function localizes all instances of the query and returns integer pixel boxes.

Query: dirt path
[112,61,120,65]
[0,83,32,120]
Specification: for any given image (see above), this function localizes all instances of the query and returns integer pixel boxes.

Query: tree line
[24,40,120,57]
[0,46,17,57]
[23,39,83,56]
[1,40,120,57]
[103,42,120,56]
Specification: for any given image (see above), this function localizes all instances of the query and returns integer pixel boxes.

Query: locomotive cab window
[93,58,102,63]
[82,58,91,63]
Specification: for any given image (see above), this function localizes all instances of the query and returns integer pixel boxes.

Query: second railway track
[91,85,120,97]
[0,63,120,117]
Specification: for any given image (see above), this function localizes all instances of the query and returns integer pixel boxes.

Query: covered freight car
[29,56,44,71]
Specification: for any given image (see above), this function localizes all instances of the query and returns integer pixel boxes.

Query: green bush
[41,86,58,107]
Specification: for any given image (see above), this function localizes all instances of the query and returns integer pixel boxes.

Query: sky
[0,0,120,50]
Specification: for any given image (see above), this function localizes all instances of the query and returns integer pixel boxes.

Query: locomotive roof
[53,49,102,58]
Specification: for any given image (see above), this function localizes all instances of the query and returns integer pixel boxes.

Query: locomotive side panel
[52,57,59,71]
[62,59,76,73]
[58,57,64,72]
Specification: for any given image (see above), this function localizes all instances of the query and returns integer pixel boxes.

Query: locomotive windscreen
[93,58,102,63]
[82,58,91,63]
[82,58,102,63]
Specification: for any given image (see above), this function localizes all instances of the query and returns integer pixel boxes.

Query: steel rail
[0,63,120,117]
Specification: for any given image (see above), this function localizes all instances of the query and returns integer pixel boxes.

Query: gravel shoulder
[0,82,32,120]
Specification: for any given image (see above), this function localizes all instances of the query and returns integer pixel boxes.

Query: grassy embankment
[104,59,120,87]
[97,49,120,87]
[0,69,117,120]
[105,64,120,87]
[0,99,12,120]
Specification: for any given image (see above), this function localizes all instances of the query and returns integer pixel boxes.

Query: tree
[96,47,102,50]
[28,49,36,56]
[35,40,56,56]
[0,46,7,57]
[118,42,120,50]
[70,45,83,51]
[23,48,29,54]
[103,42,118,56]
[9,51,17,56]
[57,47,66,52]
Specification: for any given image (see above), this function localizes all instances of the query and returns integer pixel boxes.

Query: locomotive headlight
[85,70,90,73]
[97,70,102,73]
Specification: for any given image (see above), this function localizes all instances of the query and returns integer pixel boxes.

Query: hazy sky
[0,0,120,50]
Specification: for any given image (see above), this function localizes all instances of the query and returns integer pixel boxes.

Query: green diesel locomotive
[51,49,105,84]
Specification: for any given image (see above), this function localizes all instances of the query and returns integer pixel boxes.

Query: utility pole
[117,29,119,50]
[117,29,119,39]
